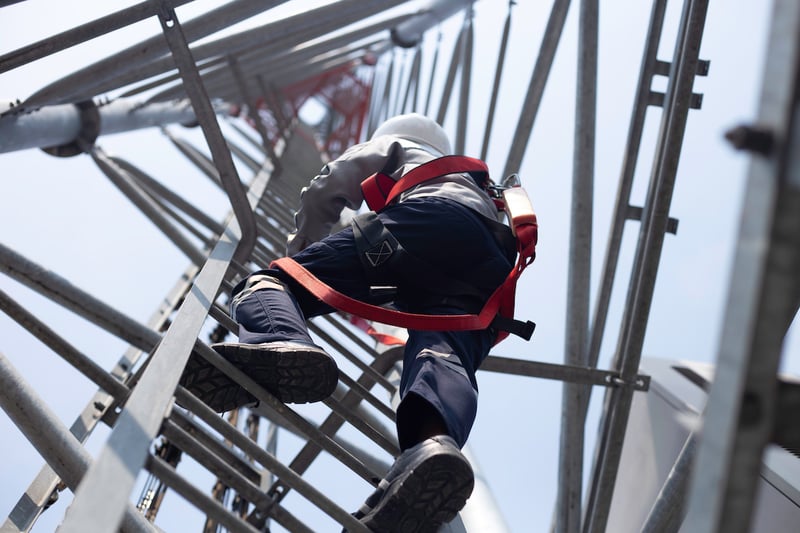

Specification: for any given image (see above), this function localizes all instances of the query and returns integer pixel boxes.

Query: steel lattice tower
[1,1,798,532]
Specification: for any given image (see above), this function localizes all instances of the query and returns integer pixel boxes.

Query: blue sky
[0,1,791,532]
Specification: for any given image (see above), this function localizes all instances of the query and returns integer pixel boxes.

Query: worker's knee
[230,273,291,318]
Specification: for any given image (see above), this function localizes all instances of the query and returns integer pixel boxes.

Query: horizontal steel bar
[0,0,193,75]
[160,420,286,523]
[3,257,196,531]
[481,355,650,391]
[144,454,260,533]
[0,242,161,352]
[0,288,130,400]
[284,349,400,487]
[336,369,397,422]
[186,342,379,483]
[169,410,261,485]
[322,394,399,456]
[173,387,371,532]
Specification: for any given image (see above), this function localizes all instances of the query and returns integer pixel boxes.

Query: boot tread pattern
[178,342,338,412]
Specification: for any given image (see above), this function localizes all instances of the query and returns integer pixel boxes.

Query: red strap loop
[272,252,528,346]
[273,257,505,329]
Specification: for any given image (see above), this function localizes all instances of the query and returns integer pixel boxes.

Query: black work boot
[179,340,338,412]
[353,435,474,533]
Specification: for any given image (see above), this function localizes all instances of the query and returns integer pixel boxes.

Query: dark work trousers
[231,197,515,449]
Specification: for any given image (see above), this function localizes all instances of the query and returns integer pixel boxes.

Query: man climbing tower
[180,112,537,532]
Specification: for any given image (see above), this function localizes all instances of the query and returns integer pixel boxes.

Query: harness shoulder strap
[361,155,490,212]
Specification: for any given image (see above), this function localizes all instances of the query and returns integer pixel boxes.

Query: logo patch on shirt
[365,240,394,267]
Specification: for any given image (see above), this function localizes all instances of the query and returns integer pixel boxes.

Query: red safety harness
[271,155,538,345]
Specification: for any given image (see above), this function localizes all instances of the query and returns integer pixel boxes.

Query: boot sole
[361,451,475,533]
[179,342,338,412]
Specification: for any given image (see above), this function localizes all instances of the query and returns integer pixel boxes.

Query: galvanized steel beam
[641,430,698,532]
[502,0,572,178]
[391,0,473,47]
[0,352,157,533]
[455,7,473,154]
[0,243,161,352]
[2,254,197,531]
[586,0,669,374]
[0,0,194,75]
[683,0,800,530]
[583,1,711,531]
[54,159,272,533]
[0,99,229,154]
[480,1,514,161]
[144,454,263,533]
[481,356,649,391]
[20,0,291,110]
[174,387,372,532]
[156,5,256,266]
[91,147,208,266]
[557,1,597,528]
[435,28,463,126]
[24,0,409,109]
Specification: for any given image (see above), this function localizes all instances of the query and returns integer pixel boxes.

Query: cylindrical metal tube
[0,352,156,533]
[641,432,697,533]
[0,98,231,154]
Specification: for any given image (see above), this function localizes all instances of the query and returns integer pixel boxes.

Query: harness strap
[361,155,490,211]
[271,255,535,344]
[361,172,396,213]
[351,211,403,273]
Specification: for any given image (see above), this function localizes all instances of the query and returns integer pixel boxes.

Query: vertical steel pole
[683,0,800,530]
[400,46,422,114]
[393,49,410,116]
[423,31,442,115]
[502,0,572,177]
[480,1,514,161]
[583,1,711,531]
[155,3,256,266]
[585,0,669,372]
[556,1,597,531]
[435,29,464,126]
[455,6,473,154]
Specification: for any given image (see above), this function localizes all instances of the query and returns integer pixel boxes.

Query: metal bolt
[740,391,763,426]
[724,124,775,156]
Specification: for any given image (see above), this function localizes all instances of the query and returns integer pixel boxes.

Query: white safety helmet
[371,113,452,156]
